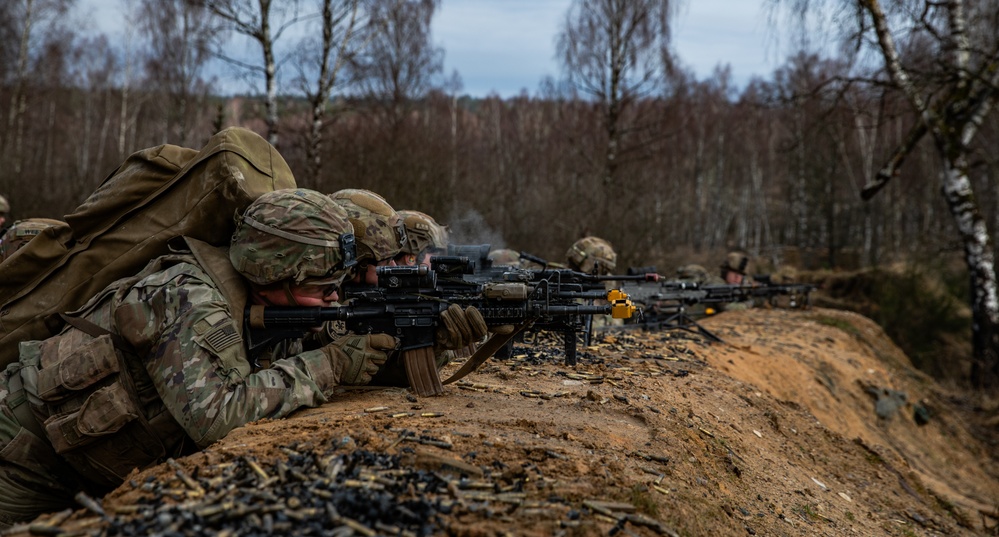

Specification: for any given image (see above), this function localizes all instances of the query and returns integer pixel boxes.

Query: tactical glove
[435,304,489,350]
[327,334,399,385]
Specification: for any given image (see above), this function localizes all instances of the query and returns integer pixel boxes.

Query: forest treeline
[2,0,993,273]
[3,1,999,385]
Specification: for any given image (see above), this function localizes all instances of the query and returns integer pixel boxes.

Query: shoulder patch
[203,322,242,354]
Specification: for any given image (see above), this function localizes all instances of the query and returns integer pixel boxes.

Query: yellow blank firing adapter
[705,307,717,315]
[607,289,637,319]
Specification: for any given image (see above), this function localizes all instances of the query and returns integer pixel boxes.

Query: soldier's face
[395,253,418,266]
[256,284,339,307]
[724,271,744,285]
[363,258,396,285]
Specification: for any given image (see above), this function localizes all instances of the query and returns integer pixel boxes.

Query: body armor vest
[16,239,247,489]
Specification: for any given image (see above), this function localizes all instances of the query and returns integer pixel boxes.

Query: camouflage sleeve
[113,263,340,448]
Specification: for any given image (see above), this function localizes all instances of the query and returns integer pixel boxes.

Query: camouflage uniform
[0,218,66,265]
[0,189,359,527]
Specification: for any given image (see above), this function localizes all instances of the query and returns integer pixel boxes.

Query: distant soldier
[487,248,521,267]
[676,264,723,285]
[671,264,724,317]
[396,210,448,267]
[718,251,756,311]
[566,236,620,329]
[0,195,9,232]
[720,251,755,286]
[565,236,617,276]
[491,248,554,270]
[0,218,66,264]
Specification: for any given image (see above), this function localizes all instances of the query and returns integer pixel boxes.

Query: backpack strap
[58,313,136,354]
[183,236,248,335]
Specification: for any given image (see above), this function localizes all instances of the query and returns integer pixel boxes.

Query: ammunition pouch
[20,321,178,489]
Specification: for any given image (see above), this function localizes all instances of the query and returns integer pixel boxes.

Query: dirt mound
[11,308,999,536]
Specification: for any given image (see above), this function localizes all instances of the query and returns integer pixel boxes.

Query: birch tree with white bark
[200,0,303,148]
[773,0,999,388]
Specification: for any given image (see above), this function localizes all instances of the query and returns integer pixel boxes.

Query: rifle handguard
[607,290,637,319]
[482,282,530,300]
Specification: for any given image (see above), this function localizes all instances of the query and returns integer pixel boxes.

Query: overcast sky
[84,0,784,98]
[434,0,781,97]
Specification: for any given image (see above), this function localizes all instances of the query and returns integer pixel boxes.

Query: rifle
[614,279,816,341]
[244,259,636,395]
[445,249,659,350]
[441,244,659,354]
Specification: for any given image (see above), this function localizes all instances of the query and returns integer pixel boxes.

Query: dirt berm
[11,308,999,536]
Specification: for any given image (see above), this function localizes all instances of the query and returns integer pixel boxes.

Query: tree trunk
[940,155,999,388]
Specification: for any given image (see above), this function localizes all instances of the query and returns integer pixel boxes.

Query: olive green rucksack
[0,127,297,367]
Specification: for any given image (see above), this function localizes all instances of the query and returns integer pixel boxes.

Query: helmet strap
[282,281,300,306]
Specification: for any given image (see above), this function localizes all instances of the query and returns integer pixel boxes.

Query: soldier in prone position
[327,194,484,387]
[0,188,481,527]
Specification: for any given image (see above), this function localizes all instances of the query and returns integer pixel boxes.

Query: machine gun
[615,279,816,342]
[244,259,636,396]
[441,246,660,352]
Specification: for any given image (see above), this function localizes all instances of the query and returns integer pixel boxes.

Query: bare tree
[556,0,677,183]
[137,0,217,146]
[774,0,999,387]
[2,0,72,176]
[291,0,366,185]
[352,0,442,134]
[201,0,304,148]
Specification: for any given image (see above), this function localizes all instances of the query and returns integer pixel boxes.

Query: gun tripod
[655,305,723,343]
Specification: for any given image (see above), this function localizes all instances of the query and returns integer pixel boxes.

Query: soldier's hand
[328,334,399,385]
[435,304,489,350]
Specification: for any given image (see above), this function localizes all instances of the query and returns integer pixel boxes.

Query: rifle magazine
[404,347,445,397]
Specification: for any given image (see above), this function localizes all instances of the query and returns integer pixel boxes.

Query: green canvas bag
[0,127,296,366]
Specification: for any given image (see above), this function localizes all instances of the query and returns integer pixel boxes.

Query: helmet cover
[230,188,356,286]
[566,236,617,275]
[330,189,406,263]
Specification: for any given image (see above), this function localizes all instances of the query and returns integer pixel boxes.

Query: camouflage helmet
[0,194,8,214]
[229,188,356,286]
[677,264,709,282]
[0,218,65,263]
[721,251,750,276]
[330,189,406,263]
[566,236,617,275]
[397,210,448,256]
[488,248,521,266]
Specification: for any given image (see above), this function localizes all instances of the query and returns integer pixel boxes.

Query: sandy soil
[11,307,999,536]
